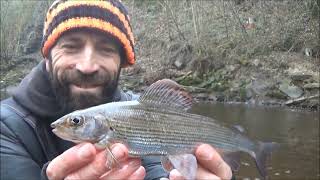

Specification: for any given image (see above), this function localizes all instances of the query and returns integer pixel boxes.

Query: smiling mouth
[70,84,102,91]
[73,83,101,88]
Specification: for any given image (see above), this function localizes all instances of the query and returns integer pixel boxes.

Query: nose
[76,45,99,74]
[76,61,99,74]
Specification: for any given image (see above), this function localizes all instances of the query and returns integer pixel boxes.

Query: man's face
[46,30,122,112]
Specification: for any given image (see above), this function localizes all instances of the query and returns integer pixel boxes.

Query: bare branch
[191,1,199,43]
[227,1,249,41]
[222,0,229,38]
[159,0,186,41]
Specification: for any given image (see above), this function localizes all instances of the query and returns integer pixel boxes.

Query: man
[0,0,232,179]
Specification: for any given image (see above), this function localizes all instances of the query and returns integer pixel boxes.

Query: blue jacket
[0,61,168,180]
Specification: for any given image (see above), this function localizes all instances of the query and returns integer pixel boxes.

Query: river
[192,103,319,179]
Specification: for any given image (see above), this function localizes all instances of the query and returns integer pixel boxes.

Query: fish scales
[105,104,246,156]
[111,120,238,149]
[109,107,240,150]
[110,105,234,138]
[109,107,217,138]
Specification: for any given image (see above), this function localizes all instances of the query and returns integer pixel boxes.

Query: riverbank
[2,51,319,111]
[118,50,319,111]
[1,1,319,111]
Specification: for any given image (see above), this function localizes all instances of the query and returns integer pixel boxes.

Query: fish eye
[69,116,84,126]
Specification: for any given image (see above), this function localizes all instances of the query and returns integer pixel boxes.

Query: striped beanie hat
[41,0,135,67]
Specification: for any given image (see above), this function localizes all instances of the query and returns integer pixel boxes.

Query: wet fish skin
[51,79,278,178]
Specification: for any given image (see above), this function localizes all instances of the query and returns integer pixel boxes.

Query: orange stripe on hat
[44,0,134,45]
[42,17,135,66]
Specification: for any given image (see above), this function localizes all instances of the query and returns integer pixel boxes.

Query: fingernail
[160,178,170,180]
[111,145,125,161]
[128,159,140,168]
[169,169,184,180]
[199,151,213,160]
[131,166,145,177]
[78,143,94,159]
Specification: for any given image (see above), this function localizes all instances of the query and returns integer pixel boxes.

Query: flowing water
[192,103,319,180]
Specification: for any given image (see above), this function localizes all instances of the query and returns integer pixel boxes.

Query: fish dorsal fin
[138,79,193,111]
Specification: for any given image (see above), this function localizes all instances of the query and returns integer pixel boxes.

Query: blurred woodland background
[1,0,319,109]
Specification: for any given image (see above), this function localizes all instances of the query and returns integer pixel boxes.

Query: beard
[48,63,120,113]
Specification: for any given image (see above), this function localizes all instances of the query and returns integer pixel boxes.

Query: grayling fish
[51,79,278,179]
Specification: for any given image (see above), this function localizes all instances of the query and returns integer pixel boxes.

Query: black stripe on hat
[43,5,133,49]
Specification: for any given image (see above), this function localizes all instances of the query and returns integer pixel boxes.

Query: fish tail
[253,141,279,178]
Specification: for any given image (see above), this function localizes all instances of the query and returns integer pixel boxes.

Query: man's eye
[100,47,116,53]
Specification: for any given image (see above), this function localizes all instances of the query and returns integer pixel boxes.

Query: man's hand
[169,144,232,180]
[46,143,146,180]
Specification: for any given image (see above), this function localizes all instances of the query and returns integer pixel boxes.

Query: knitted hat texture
[41,0,135,67]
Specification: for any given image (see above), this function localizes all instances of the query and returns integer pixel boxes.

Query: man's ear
[45,58,50,72]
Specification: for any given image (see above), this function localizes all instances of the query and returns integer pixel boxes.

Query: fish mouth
[52,127,81,143]
[52,127,70,139]
[52,126,92,144]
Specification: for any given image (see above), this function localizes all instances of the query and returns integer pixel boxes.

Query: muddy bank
[118,0,319,110]
[119,49,319,110]
[0,47,319,111]
[1,0,319,111]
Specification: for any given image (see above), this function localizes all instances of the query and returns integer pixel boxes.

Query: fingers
[47,143,145,180]
[65,150,108,180]
[169,169,185,180]
[196,164,221,180]
[127,166,146,180]
[195,144,232,180]
[169,166,221,180]
[100,143,145,180]
[100,159,143,180]
[107,143,128,166]
[47,143,96,180]
[66,143,129,180]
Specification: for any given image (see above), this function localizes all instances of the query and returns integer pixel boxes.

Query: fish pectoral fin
[95,141,120,169]
[168,154,197,180]
[105,145,121,169]
[94,133,120,169]
[95,135,110,149]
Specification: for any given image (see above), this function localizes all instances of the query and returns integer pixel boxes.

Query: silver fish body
[51,79,278,178]
[101,101,255,157]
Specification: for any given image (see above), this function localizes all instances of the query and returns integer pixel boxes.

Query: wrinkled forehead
[57,29,121,49]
